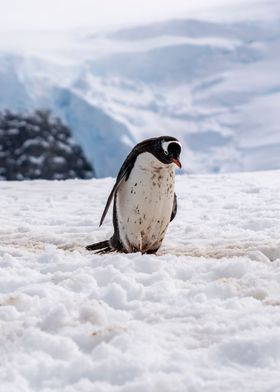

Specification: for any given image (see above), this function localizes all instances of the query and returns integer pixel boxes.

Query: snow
[1,171,280,391]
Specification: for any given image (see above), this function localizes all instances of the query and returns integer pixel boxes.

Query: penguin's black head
[152,136,182,168]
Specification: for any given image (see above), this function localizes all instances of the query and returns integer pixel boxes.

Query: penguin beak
[171,158,182,168]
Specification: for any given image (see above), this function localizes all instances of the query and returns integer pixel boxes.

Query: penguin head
[153,136,182,168]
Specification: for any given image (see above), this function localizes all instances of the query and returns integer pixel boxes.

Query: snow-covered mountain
[0,15,279,176]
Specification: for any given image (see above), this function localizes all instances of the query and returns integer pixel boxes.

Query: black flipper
[99,148,138,226]
[99,183,121,227]
[170,193,177,222]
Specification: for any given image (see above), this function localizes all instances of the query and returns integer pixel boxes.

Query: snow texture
[1,171,280,391]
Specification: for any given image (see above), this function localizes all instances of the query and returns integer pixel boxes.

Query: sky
[0,0,277,32]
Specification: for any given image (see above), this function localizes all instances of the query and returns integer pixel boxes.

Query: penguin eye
[161,140,171,156]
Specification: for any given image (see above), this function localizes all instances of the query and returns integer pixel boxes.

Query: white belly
[116,152,175,252]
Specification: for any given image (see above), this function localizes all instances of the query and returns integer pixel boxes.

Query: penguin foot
[86,240,113,254]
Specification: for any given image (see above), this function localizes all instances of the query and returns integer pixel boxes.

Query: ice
[1,171,280,391]
[0,6,279,177]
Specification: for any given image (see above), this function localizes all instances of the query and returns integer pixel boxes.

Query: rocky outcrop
[0,110,95,180]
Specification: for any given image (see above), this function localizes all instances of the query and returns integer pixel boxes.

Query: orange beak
[171,158,182,168]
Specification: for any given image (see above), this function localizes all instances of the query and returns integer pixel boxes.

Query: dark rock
[0,109,95,180]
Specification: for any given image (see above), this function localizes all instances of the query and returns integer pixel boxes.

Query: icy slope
[85,18,280,174]
[0,13,280,176]
[1,171,280,391]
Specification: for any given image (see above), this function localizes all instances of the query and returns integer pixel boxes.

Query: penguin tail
[86,240,114,254]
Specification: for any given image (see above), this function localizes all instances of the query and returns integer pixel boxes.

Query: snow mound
[1,170,280,391]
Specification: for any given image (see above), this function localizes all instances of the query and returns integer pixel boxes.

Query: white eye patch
[161,140,182,155]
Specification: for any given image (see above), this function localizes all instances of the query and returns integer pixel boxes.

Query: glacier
[0,15,279,176]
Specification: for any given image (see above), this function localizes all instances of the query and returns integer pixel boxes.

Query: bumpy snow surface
[1,171,280,391]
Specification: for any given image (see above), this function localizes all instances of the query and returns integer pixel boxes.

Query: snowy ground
[1,171,280,391]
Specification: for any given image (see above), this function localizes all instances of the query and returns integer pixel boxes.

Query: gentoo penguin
[86,136,182,254]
